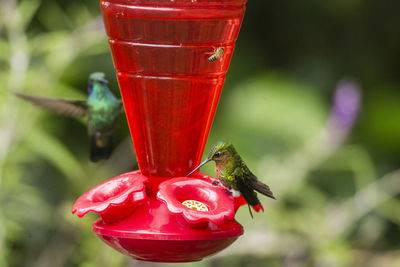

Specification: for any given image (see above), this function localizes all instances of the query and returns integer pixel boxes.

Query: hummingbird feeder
[73,0,249,262]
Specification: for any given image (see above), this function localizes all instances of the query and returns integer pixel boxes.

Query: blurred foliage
[1,0,400,266]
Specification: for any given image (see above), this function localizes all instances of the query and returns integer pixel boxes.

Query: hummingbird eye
[214,151,222,158]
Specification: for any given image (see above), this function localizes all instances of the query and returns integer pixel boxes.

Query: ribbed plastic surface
[101,0,247,177]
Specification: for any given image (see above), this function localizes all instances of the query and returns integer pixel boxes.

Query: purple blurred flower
[328,79,361,143]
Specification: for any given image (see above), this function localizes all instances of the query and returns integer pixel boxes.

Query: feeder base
[93,198,243,262]
[98,235,239,262]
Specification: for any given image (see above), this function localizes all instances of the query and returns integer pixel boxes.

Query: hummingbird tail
[247,205,254,219]
[90,136,113,162]
[247,203,264,218]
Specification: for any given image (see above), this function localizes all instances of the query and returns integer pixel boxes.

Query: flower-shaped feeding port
[72,171,148,224]
[157,177,236,227]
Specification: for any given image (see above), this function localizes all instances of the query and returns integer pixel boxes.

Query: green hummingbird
[15,72,123,162]
[187,141,275,217]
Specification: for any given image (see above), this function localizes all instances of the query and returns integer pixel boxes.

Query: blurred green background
[1,0,400,266]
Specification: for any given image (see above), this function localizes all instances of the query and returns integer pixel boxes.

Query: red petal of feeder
[234,195,247,211]
[72,171,148,224]
[157,177,236,226]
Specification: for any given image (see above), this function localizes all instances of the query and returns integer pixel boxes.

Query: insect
[207,47,224,63]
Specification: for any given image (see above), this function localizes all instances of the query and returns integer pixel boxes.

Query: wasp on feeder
[207,47,224,63]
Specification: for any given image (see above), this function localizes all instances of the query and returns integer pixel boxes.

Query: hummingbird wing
[15,92,88,117]
[249,173,276,200]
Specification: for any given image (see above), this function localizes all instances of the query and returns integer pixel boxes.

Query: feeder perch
[73,0,249,262]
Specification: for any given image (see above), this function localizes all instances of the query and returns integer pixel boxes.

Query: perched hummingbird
[187,141,275,217]
[15,72,123,162]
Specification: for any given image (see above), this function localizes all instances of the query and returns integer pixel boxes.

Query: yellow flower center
[182,200,208,212]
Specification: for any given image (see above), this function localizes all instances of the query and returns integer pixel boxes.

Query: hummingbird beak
[187,158,210,177]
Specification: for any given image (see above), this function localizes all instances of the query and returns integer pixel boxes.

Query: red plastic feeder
[73,0,248,262]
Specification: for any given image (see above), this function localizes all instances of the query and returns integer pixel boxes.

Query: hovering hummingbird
[187,141,275,217]
[15,72,123,162]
